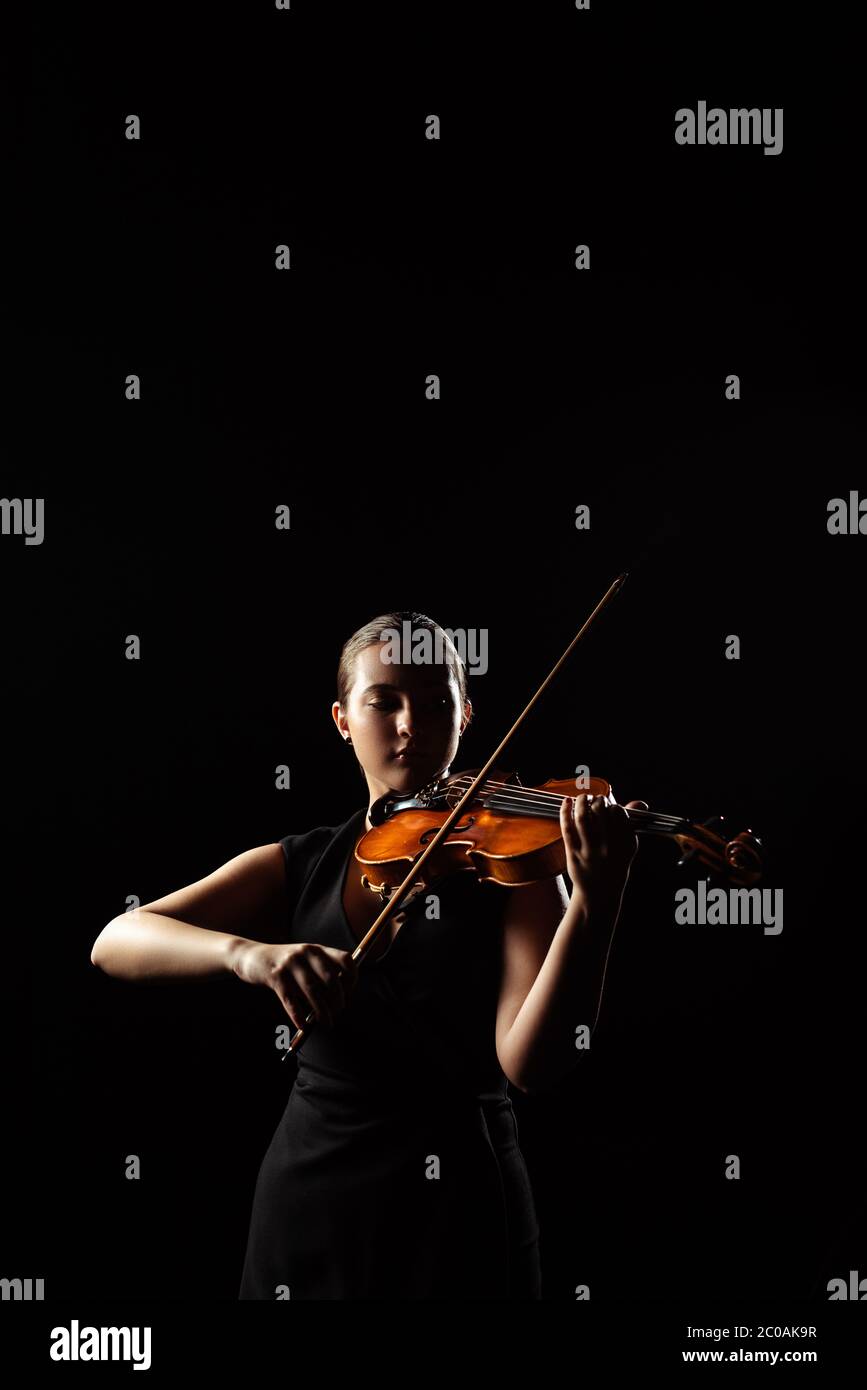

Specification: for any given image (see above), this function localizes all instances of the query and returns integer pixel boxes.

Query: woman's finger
[561,795,588,863]
[560,795,578,853]
[576,792,606,848]
[307,948,350,1013]
[573,793,600,855]
[293,955,333,1026]
[275,979,306,1030]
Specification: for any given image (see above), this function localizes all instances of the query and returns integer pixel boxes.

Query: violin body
[357,772,605,894]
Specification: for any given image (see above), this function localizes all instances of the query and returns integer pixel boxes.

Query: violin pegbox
[676,814,764,887]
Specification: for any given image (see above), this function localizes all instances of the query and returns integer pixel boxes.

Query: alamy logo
[827,1269,867,1300]
[675,102,783,156]
[827,491,867,534]
[49,1319,152,1371]
[675,881,783,934]
[378,621,488,676]
[0,497,44,545]
[1,1275,45,1299]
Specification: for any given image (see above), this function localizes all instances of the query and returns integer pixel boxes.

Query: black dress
[238,803,542,1299]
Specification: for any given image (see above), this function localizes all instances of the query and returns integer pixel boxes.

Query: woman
[90,611,646,1299]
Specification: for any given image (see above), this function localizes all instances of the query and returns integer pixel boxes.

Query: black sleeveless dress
[238,803,542,1300]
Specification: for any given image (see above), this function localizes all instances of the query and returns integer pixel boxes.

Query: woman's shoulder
[278,822,338,867]
[277,806,364,877]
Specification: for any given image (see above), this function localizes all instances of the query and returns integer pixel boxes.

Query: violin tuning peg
[676,814,724,870]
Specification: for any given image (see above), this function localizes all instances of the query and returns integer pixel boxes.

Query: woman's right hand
[233,941,359,1028]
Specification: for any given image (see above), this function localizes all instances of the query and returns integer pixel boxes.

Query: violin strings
[436,776,686,833]
[481,796,682,833]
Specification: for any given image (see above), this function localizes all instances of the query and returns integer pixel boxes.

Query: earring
[345,736,352,746]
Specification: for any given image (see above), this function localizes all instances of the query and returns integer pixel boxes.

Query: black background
[10,0,865,1317]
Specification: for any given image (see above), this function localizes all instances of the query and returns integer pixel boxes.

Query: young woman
[90,611,647,1300]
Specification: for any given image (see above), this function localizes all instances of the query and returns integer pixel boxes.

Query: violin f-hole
[420,816,475,844]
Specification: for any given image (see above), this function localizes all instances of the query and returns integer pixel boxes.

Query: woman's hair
[336,610,470,718]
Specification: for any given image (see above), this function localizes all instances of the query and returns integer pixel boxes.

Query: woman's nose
[396,708,418,737]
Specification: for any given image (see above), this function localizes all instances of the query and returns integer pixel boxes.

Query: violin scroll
[673,814,763,888]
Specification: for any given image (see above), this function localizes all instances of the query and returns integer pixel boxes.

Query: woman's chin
[386,757,432,788]
[388,761,420,782]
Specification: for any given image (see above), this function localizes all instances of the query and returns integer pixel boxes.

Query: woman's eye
[369,697,449,711]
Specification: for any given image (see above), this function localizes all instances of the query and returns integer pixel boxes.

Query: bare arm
[89,843,288,979]
[495,877,623,1095]
[495,794,646,1095]
[90,910,251,980]
[89,842,359,1026]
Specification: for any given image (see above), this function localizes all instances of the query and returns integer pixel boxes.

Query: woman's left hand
[559,794,648,912]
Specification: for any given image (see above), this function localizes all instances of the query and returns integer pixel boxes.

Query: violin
[285,573,764,1053]
[354,768,763,898]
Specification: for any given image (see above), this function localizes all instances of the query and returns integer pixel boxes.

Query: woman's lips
[394,749,425,760]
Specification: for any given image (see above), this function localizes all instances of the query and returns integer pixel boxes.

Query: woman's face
[333,642,468,800]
